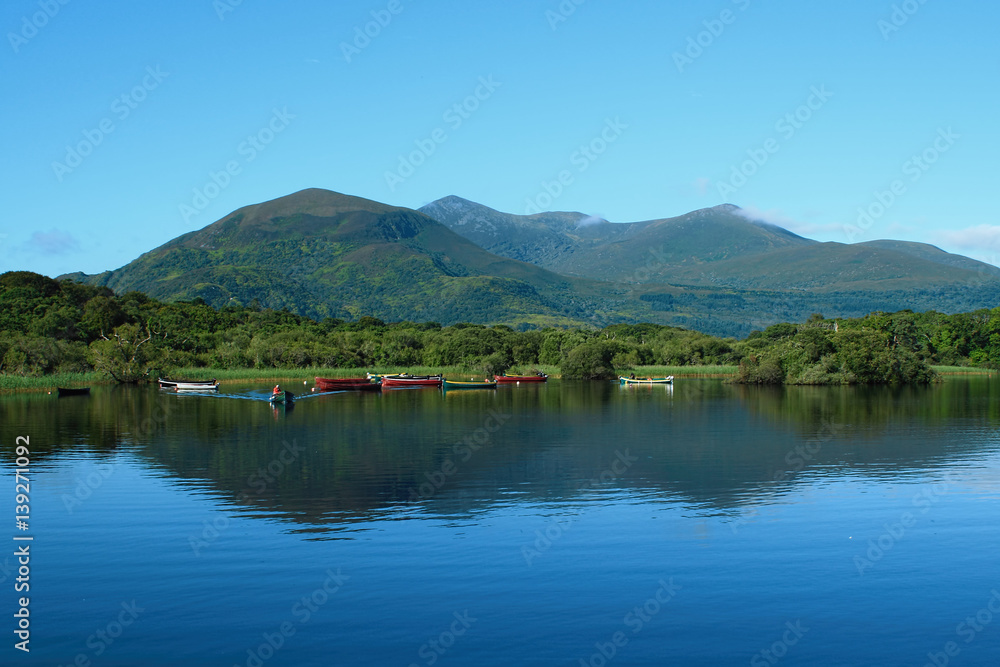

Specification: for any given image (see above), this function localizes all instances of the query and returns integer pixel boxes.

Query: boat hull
[173,382,220,391]
[270,390,294,405]
[495,374,547,383]
[619,376,674,385]
[159,378,217,388]
[381,376,443,387]
[315,377,380,391]
[443,380,498,389]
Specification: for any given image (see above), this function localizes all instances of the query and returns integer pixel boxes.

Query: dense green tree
[88,323,166,383]
[561,341,618,380]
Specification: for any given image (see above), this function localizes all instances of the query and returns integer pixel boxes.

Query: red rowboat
[314,377,380,391]
[494,373,548,384]
[380,374,443,387]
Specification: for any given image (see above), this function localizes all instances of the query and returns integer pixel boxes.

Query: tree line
[2,271,997,384]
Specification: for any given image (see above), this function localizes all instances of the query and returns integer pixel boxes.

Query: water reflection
[3,377,998,533]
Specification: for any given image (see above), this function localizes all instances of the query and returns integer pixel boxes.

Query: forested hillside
[2,271,997,385]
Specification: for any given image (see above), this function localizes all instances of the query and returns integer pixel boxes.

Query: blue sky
[2,0,998,278]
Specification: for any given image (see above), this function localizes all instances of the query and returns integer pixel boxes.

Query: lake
[2,377,999,666]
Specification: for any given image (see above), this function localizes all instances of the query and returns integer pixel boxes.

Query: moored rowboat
[159,378,217,388]
[173,381,220,391]
[494,373,547,384]
[315,377,380,391]
[443,379,498,389]
[380,375,443,387]
[619,376,673,385]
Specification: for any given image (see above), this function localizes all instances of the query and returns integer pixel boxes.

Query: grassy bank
[626,365,737,378]
[0,372,102,392]
[931,365,993,375]
[0,365,564,392]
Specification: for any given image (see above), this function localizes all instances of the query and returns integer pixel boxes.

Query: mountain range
[419,196,1000,290]
[60,188,1000,337]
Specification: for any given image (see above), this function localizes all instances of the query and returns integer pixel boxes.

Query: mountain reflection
[4,378,997,530]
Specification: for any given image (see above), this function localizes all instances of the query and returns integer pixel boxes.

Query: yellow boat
[442,379,498,389]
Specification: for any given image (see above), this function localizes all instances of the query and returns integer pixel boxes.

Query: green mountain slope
[856,239,1000,277]
[419,197,1000,292]
[419,197,816,281]
[62,189,617,327]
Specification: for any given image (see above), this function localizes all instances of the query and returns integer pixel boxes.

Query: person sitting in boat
[272,384,281,395]
[629,373,636,379]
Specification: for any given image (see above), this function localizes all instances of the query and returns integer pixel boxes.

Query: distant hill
[855,239,1000,277]
[62,189,618,327]
[419,197,1000,291]
[419,198,816,282]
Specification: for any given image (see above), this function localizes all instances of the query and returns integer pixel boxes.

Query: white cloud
[576,214,606,228]
[932,225,1000,258]
[733,206,859,240]
[732,205,798,228]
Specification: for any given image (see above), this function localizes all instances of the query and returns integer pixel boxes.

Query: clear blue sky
[3,0,998,278]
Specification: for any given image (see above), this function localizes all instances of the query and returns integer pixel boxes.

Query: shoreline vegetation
[1,271,999,391]
[2,365,990,394]
[0,365,737,392]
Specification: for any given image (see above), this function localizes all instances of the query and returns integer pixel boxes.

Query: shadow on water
[3,377,998,532]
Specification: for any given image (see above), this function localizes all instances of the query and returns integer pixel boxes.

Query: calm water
[2,378,999,666]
